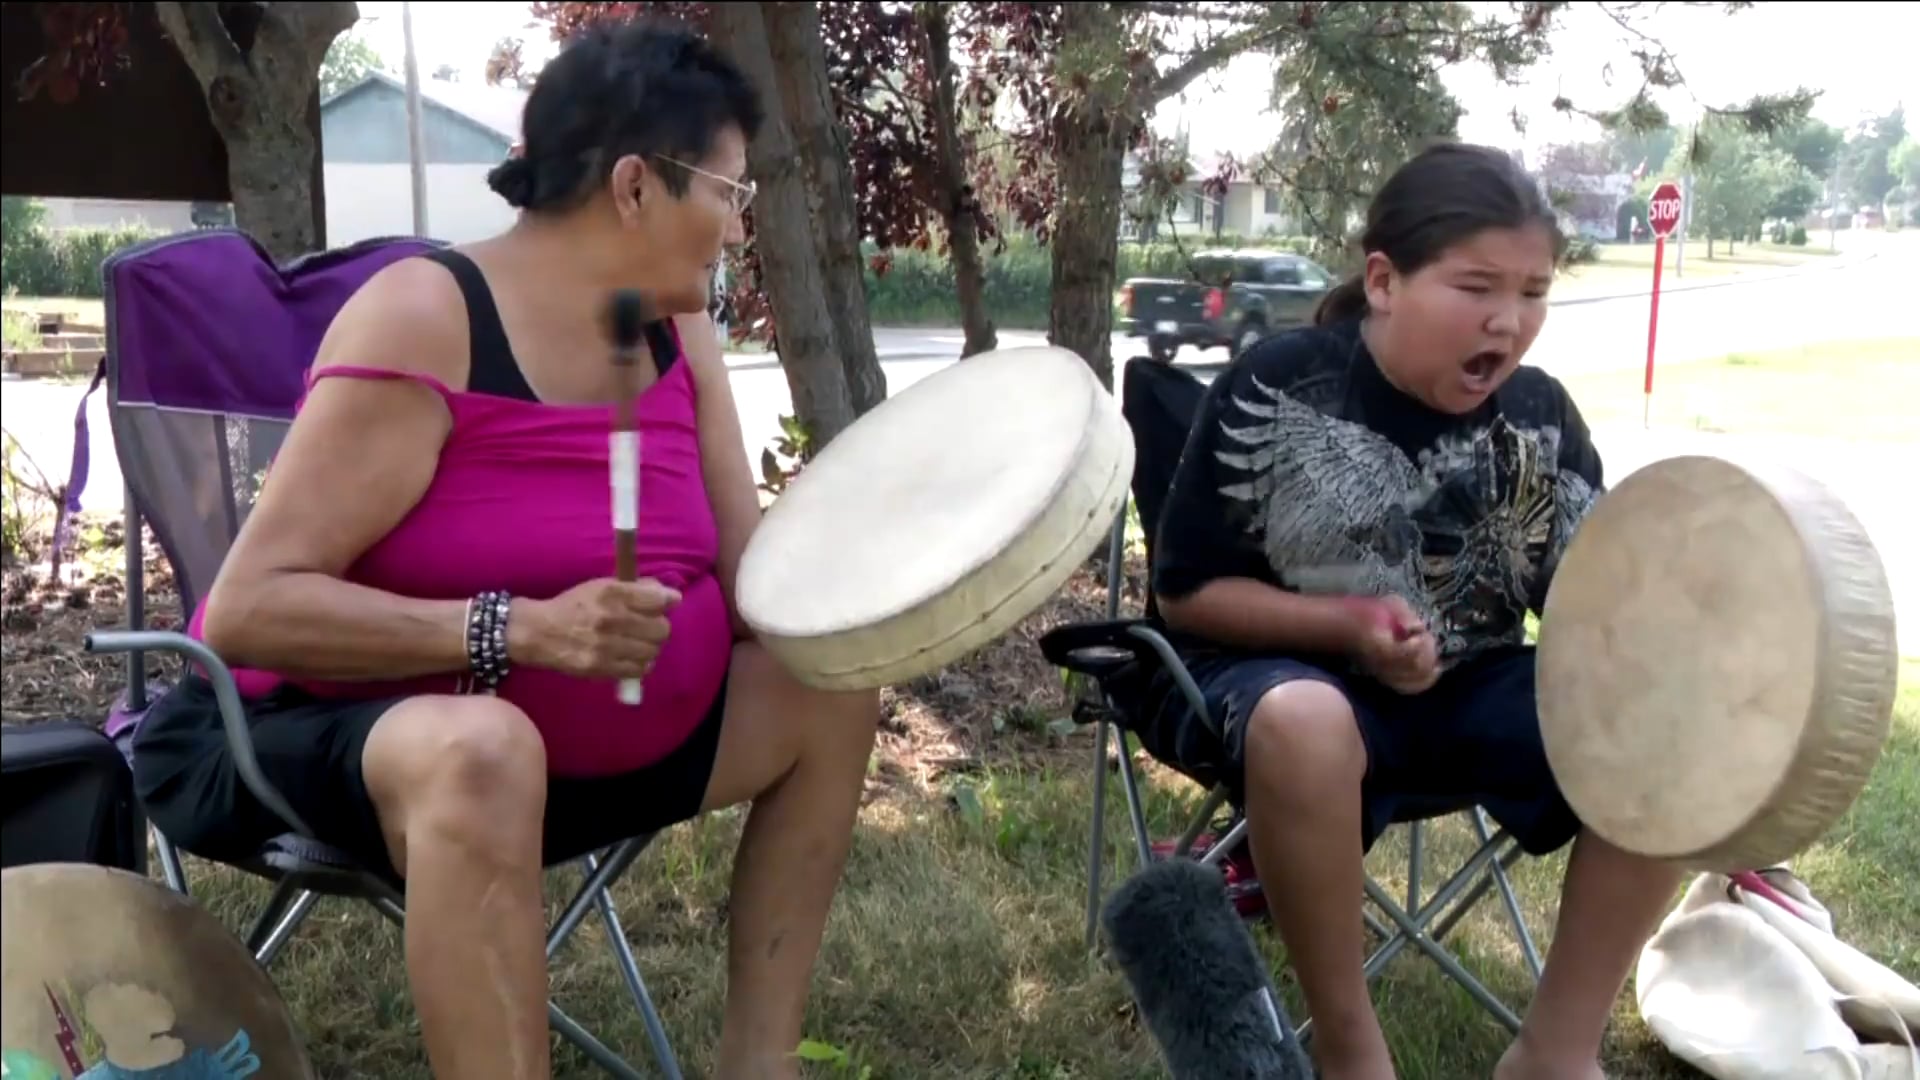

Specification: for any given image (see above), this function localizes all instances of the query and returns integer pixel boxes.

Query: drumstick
[608,289,650,706]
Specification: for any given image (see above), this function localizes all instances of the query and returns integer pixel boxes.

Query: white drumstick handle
[611,429,644,706]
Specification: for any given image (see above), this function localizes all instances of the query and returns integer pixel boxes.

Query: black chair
[1040,356,1545,1039]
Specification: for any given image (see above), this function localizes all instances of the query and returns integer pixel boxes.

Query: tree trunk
[709,2,857,448]
[1045,3,1139,391]
[1049,121,1130,390]
[761,1,888,418]
[154,2,356,262]
[917,4,996,359]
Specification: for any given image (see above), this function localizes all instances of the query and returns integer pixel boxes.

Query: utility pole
[1675,172,1692,278]
[401,0,430,236]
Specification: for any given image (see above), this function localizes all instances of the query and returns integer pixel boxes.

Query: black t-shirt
[1152,317,1605,668]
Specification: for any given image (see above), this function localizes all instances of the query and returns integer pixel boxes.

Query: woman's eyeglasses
[656,155,757,216]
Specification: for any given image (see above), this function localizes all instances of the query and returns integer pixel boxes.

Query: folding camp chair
[74,228,684,1079]
[1039,356,1545,1039]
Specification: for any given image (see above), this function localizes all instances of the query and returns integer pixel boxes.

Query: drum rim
[755,420,1134,687]
[737,345,1113,637]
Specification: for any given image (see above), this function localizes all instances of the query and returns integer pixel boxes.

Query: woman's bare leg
[361,695,553,1080]
[695,641,881,1079]
[1494,831,1685,1080]
[1241,681,1395,1080]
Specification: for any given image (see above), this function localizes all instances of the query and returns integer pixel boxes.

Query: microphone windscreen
[1102,857,1314,1080]
[608,288,650,353]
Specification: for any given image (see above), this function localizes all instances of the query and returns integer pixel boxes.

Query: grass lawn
[1558,337,1920,442]
[1552,240,1839,301]
[132,666,1918,1079]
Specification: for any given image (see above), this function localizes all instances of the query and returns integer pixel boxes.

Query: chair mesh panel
[101,230,444,617]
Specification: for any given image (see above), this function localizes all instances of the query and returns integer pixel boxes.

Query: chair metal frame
[81,228,687,1079]
[1046,359,1546,1041]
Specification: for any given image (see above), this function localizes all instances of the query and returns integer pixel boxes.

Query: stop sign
[1647,181,1684,239]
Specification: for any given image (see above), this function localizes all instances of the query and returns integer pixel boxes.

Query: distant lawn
[1559,337,1920,441]
[1552,240,1839,300]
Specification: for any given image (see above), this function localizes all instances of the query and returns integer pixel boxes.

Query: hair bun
[487,156,536,209]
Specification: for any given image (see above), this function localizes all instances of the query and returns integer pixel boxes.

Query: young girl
[1144,142,1685,1080]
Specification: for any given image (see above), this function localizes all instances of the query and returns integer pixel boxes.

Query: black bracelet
[466,590,512,690]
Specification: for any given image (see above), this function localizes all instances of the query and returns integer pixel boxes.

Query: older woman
[131,21,879,1080]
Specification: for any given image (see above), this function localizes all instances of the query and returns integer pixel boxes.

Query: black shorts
[1137,644,1580,857]
[129,674,729,874]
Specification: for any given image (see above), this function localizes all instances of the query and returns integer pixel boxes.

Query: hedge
[2,202,1315,333]
[862,233,1319,329]
[2,223,162,299]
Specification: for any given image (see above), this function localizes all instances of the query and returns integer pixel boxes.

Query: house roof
[323,70,528,146]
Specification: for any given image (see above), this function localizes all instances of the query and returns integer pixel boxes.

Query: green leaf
[793,1039,848,1064]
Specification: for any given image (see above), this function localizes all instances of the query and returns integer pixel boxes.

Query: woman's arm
[678,312,762,638]
[199,259,484,680]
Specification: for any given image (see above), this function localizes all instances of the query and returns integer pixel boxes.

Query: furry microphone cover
[1102,857,1314,1080]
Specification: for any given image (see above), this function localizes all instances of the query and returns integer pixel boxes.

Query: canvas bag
[1636,866,1919,1080]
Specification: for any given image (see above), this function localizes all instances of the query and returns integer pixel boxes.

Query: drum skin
[736,346,1134,691]
[1537,455,1898,873]
[2,863,314,1080]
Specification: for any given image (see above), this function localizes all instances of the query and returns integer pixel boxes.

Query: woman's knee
[364,695,547,844]
[1242,679,1366,802]
[735,641,881,752]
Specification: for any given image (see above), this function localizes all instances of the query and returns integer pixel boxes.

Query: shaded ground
[1,516,181,723]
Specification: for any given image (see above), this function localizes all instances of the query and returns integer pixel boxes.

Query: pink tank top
[189,326,733,779]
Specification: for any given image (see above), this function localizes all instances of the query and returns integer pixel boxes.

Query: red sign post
[1643,180,1684,427]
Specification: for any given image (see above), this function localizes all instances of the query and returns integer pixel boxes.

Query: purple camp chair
[78,228,684,1080]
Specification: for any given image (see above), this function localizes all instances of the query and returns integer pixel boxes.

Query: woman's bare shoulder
[311,255,473,388]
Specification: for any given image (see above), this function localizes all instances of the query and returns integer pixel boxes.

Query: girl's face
[1362,223,1557,415]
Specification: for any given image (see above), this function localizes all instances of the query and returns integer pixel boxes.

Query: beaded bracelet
[465,589,512,690]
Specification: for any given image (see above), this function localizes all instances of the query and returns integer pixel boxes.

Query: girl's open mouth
[1462,350,1506,390]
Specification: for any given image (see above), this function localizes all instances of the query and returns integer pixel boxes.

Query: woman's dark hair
[1314,141,1566,325]
[485,19,764,212]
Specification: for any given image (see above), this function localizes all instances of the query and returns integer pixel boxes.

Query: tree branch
[1147,19,1296,107]
[152,2,245,86]
[257,1,360,72]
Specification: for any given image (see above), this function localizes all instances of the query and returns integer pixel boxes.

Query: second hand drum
[1536,454,1899,874]
[736,346,1134,692]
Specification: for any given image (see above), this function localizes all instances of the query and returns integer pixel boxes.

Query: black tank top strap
[419,248,540,402]
[643,320,679,376]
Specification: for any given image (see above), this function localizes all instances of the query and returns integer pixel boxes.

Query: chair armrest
[1038,618,1155,679]
[84,630,315,839]
[1037,619,1220,741]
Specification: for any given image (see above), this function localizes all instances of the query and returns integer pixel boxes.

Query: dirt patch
[1,514,183,723]
[3,512,1150,799]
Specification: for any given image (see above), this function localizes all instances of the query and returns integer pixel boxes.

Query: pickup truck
[1116,248,1337,363]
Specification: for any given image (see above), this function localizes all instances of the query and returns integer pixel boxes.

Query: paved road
[5,239,1914,650]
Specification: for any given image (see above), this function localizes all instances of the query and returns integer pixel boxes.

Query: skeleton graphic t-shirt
[1152,318,1605,669]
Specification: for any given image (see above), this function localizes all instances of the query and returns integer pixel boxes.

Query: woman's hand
[1346,595,1441,695]
[509,578,681,679]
